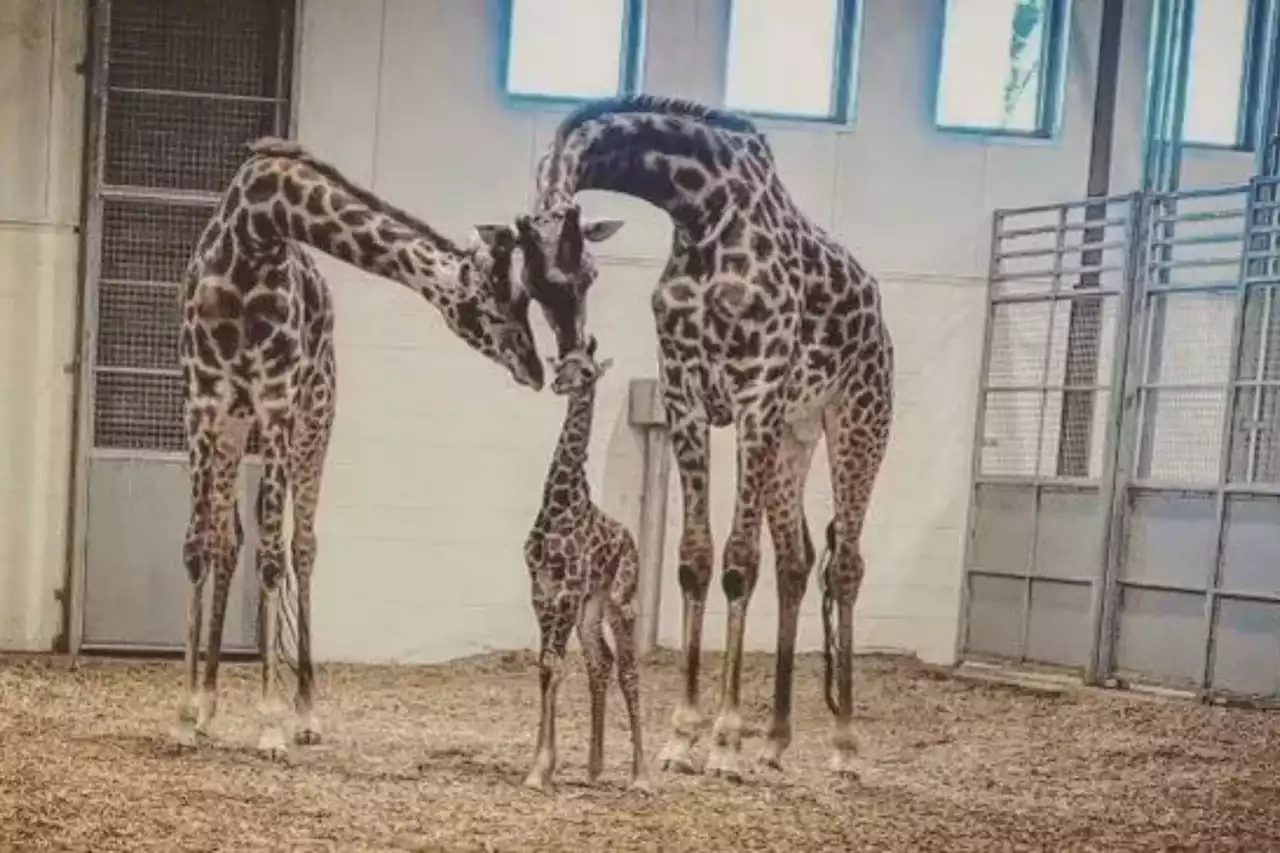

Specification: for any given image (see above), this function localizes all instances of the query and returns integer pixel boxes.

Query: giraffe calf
[522,339,648,792]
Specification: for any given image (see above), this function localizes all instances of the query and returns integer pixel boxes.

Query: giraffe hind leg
[255,410,297,759]
[822,389,890,778]
[286,375,333,746]
[606,533,650,791]
[174,411,248,747]
[577,589,613,784]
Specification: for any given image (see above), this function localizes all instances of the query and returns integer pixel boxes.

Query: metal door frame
[65,0,302,655]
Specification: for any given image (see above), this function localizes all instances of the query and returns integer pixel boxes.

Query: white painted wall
[291,0,1114,667]
[0,0,85,650]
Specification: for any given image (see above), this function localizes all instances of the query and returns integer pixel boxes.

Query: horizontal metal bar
[996,194,1136,217]
[1148,231,1244,249]
[1116,579,1280,605]
[984,383,1110,394]
[97,186,221,206]
[1152,209,1245,226]
[972,474,1102,490]
[999,218,1131,241]
[996,239,1129,261]
[990,289,1121,304]
[1152,183,1251,202]
[1149,256,1242,271]
[993,264,1124,282]
[1127,481,1280,496]
[1139,378,1280,391]
[93,365,182,378]
[100,277,182,290]
[108,85,287,105]
[966,568,1097,585]
[1144,280,1241,294]
[88,448,267,464]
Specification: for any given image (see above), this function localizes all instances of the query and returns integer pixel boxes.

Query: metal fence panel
[960,193,1140,671]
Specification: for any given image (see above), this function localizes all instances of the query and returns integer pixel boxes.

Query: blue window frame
[722,0,863,123]
[1180,0,1264,149]
[934,0,1070,137]
[500,0,644,104]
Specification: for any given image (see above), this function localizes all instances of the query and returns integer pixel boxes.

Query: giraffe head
[467,223,545,391]
[478,202,624,360]
[548,335,613,396]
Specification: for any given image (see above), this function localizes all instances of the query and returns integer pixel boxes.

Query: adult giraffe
[484,95,894,779]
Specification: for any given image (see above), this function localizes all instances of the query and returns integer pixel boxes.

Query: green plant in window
[1001,0,1045,127]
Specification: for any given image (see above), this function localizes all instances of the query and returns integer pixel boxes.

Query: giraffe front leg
[607,538,650,792]
[525,595,575,792]
[706,420,776,782]
[657,416,713,776]
[197,503,244,737]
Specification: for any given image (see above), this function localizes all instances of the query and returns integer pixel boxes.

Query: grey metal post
[628,378,671,656]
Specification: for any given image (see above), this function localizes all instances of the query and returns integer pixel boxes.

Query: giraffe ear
[473,223,515,251]
[582,218,625,243]
[596,357,614,375]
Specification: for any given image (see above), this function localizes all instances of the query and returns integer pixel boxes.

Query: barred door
[75,0,295,652]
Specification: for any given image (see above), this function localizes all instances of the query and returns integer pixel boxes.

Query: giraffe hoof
[756,745,786,772]
[170,722,199,750]
[294,728,322,746]
[827,751,866,779]
[656,741,701,775]
[257,728,289,760]
[523,772,553,793]
[629,775,654,795]
[705,746,746,783]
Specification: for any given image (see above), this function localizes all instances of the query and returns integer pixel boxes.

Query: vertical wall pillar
[627,378,671,656]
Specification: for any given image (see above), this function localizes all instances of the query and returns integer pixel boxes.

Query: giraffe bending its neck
[523,338,647,792]
[485,95,895,780]
[176,138,543,758]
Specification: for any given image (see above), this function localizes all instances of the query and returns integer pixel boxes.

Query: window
[1181,0,1256,147]
[935,0,1067,135]
[501,0,643,102]
[723,0,862,122]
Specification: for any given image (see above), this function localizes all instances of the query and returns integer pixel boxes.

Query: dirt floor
[2,650,1279,852]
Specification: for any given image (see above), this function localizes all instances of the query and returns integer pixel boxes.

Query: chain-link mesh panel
[104,91,276,192]
[94,372,186,452]
[1239,286,1280,381]
[90,0,294,454]
[106,0,288,97]
[96,283,182,371]
[100,199,214,284]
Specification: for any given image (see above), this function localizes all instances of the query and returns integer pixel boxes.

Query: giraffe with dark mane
[177,137,543,756]
[482,94,894,779]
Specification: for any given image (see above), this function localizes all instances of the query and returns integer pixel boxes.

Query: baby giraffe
[523,337,648,792]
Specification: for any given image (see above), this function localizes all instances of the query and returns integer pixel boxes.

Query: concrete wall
[291,0,1113,667]
[0,0,85,650]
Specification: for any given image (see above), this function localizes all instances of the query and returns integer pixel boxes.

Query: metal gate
[72,0,296,652]
[961,176,1280,700]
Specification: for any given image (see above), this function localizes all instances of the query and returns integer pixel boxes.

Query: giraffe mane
[554,95,762,143]
[243,136,466,256]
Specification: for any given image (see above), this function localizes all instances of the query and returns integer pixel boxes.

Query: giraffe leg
[577,591,613,784]
[525,594,576,791]
[287,384,333,746]
[255,416,295,759]
[822,396,889,777]
[657,416,713,775]
[759,422,820,771]
[706,419,776,782]
[174,414,246,746]
[607,536,650,791]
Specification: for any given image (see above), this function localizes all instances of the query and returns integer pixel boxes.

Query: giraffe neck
[536,96,776,243]
[199,142,491,308]
[540,382,598,515]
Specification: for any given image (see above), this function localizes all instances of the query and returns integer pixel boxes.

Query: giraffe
[480,95,894,779]
[522,336,647,792]
[175,137,544,756]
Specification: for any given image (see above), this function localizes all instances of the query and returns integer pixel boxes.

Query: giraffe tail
[274,548,302,684]
[818,519,839,717]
